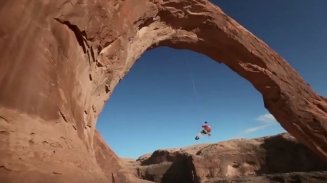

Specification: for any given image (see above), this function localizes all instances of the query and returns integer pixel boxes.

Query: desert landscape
[1,0,327,183]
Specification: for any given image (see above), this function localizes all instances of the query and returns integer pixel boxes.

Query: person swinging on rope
[201,121,211,137]
[195,121,211,140]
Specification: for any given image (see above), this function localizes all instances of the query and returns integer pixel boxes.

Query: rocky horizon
[122,133,327,183]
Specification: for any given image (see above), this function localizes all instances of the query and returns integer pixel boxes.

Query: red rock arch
[0,0,327,182]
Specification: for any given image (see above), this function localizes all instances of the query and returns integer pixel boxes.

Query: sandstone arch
[1,0,327,182]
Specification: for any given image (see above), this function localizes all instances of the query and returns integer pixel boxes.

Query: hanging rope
[184,52,205,121]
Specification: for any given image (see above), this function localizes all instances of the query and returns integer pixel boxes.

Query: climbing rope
[184,51,205,121]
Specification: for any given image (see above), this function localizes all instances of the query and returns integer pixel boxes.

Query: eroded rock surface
[1,0,327,182]
[124,133,327,183]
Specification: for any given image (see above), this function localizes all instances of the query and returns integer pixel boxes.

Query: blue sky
[96,1,327,158]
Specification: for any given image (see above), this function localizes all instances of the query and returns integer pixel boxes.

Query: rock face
[1,0,327,182]
[124,133,327,183]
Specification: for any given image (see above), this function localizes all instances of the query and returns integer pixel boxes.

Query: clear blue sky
[96,0,327,158]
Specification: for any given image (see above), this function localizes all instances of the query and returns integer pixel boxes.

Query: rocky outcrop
[124,133,327,183]
[206,172,327,183]
[93,130,135,182]
[1,0,327,182]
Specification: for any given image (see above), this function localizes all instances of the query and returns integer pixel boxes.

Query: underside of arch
[0,0,327,182]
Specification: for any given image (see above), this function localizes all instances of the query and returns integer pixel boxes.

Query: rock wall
[125,133,327,183]
[1,0,327,182]
[93,130,135,182]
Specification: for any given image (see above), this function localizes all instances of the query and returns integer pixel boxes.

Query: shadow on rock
[138,150,195,183]
[257,133,327,175]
